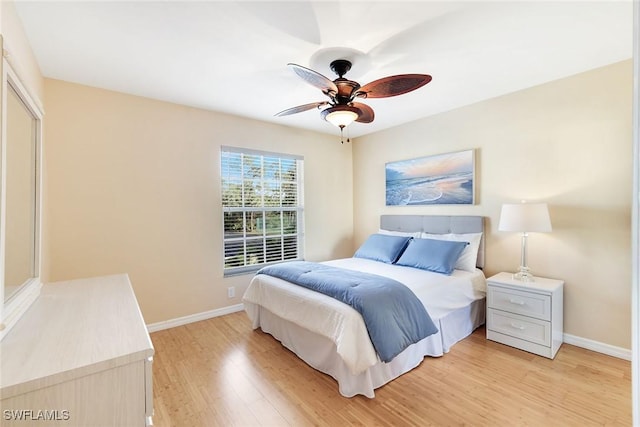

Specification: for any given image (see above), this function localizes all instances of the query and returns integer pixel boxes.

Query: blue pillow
[395,238,468,275]
[354,234,412,264]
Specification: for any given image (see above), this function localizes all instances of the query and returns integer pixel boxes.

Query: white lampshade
[499,201,551,282]
[499,202,552,233]
[321,106,359,128]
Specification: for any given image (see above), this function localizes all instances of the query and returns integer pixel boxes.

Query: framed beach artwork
[385,149,475,206]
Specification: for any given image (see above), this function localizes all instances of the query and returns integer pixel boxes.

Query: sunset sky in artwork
[386,150,473,180]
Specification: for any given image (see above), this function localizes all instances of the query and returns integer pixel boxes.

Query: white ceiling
[14,1,633,138]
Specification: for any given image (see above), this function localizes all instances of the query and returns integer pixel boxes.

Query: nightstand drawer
[487,309,551,347]
[487,285,551,321]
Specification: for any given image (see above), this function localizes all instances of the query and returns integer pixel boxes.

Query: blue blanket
[257,261,438,362]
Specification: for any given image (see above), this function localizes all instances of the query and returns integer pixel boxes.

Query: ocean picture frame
[385,149,475,206]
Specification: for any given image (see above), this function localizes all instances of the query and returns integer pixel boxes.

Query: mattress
[242,257,486,397]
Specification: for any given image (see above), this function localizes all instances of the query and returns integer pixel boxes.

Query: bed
[242,215,487,398]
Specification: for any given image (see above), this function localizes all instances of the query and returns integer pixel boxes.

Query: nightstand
[486,272,564,359]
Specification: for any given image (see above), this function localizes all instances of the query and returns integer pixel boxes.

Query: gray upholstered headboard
[380,215,485,269]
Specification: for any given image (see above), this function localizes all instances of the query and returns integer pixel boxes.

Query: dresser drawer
[487,285,551,321]
[487,309,551,347]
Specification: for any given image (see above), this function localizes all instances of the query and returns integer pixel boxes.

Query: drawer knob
[509,298,525,306]
[510,322,526,330]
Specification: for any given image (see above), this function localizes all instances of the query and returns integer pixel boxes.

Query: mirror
[0,38,43,339]
[4,81,37,301]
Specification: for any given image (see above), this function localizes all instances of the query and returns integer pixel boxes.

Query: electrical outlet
[227,286,235,299]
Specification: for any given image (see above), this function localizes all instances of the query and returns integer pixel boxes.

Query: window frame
[220,146,304,276]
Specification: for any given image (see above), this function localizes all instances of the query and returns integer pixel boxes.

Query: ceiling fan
[275,59,432,139]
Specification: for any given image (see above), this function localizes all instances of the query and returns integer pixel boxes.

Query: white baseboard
[146,303,245,333]
[147,307,631,362]
[563,332,631,361]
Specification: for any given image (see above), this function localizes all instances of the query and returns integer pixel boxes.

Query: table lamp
[498,201,552,281]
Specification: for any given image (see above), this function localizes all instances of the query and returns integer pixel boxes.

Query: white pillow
[378,228,421,239]
[420,232,483,272]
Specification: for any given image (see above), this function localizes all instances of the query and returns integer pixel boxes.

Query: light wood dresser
[0,274,154,426]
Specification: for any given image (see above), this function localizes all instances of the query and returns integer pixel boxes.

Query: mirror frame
[0,37,44,341]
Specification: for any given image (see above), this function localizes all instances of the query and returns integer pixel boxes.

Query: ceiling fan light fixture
[321,105,360,128]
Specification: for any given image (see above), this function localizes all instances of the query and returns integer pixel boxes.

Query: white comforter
[242,258,486,375]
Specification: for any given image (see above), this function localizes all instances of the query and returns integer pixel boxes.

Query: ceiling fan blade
[356,74,432,99]
[288,63,338,95]
[275,101,329,117]
[352,102,375,123]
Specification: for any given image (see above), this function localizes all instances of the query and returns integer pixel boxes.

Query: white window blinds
[221,147,304,275]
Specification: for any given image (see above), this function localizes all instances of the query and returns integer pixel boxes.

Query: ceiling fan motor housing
[334,79,360,103]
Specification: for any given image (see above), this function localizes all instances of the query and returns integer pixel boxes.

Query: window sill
[223,259,303,278]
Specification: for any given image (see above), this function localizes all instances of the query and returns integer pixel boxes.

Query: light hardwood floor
[151,312,631,426]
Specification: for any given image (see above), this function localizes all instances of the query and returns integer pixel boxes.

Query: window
[221,147,304,275]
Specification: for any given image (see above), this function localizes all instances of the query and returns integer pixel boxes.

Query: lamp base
[512,266,534,282]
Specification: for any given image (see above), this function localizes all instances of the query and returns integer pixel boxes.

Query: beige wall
[44,62,632,347]
[43,79,353,324]
[352,60,633,349]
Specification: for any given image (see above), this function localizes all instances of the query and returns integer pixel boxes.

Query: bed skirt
[244,298,485,398]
